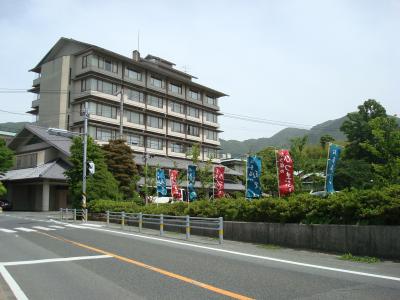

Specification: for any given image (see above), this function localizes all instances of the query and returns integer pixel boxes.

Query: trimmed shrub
[88,185,400,225]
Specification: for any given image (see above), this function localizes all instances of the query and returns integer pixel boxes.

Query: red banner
[214,166,225,198]
[277,150,295,196]
[169,169,181,200]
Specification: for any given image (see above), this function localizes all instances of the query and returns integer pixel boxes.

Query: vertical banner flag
[277,150,295,196]
[246,156,262,198]
[156,168,167,196]
[325,144,342,193]
[169,169,182,199]
[187,165,197,201]
[214,166,225,198]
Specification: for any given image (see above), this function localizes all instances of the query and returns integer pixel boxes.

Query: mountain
[220,116,348,157]
[0,122,30,133]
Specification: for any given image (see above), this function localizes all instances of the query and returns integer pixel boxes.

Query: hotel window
[88,126,116,142]
[16,153,38,169]
[168,82,182,94]
[126,88,144,103]
[147,115,164,129]
[92,55,118,73]
[204,147,217,159]
[94,79,118,95]
[147,137,164,150]
[150,76,164,88]
[81,79,88,92]
[187,106,200,118]
[82,55,88,69]
[205,129,218,141]
[126,68,142,81]
[205,112,217,123]
[171,121,185,134]
[126,110,144,125]
[187,125,200,137]
[189,90,199,100]
[126,133,144,147]
[84,102,117,119]
[206,95,217,106]
[147,95,163,108]
[171,142,184,153]
[170,101,184,114]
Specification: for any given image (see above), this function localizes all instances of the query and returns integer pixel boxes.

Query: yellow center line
[35,231,254,300]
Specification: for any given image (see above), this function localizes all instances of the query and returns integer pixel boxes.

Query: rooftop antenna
[137,30,140,52]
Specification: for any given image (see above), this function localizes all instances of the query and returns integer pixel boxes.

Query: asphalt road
[1,212,400,300]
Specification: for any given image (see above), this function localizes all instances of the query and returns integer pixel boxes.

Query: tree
[102,139,140,199]
[334,159,374,190]
[360,116,400,185]
[340,99,387,161]
[0,138,14,196]
[258,147,278,195]
[320,134,335,149]
[65,136,121,207]
[187,144,213,199]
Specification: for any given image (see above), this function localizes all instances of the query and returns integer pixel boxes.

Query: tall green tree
[340,99,387,161]
[258,147,278,195]
[187,144,213,199]
[65,136,121,207]
[319,134,335,149]
[0,138,14,196]
[360,116,400,185]
[102,139,139,199]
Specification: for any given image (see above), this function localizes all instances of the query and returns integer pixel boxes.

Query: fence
[94,211,223,244]
[59,208,88,222]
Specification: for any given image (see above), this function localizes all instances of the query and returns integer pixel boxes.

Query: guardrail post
[73,209,77,223]
[106,211,110,226]
[160,214,164,236]
[121,211,125,229]
[218,217,223,244]
[139,212,142,233]
[60,208,63,221]
[186,215,190,240]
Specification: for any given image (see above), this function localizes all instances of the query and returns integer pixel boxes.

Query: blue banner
[325,144,342,193]
[156,169,167,196]
[187,165,197,201]
[246,156,262,198]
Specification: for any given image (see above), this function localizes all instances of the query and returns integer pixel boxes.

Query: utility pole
[82,101,89,210]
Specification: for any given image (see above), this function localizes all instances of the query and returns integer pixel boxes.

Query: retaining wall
[223,222,400,259]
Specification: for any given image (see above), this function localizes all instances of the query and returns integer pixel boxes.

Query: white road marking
[80,223,104,228]
[1,255,112,266]
[14,227,36,232]
[0,265,28,300]
[0,228,17,233]
[32,226,56,231]
[51,220,400,283]
[48,225,65,229]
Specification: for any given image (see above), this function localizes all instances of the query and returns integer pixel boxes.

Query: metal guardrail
[59,208,88,223]
[103,211,224,244]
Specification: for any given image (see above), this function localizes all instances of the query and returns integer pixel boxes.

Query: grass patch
[339,253,380,264]
[257,244,281,250]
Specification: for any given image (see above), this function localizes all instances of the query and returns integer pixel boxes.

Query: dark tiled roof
[1,159,69,181]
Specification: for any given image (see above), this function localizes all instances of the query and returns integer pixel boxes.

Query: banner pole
[187,166,189,206]
[275,149,281,198]
[245,155,248,199]
[324,143,331,192]
[212,166,215,200]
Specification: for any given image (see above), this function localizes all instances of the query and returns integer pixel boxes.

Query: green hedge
[88,185,400,225]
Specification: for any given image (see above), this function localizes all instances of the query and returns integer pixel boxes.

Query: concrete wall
[222,222,400,259]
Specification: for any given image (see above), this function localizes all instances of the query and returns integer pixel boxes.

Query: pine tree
[102,139,140,199]
[65,136,121,207]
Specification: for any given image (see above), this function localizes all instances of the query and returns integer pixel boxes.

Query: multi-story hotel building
[28,38,226,161]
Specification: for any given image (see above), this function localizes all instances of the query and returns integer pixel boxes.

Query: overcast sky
[0,0,399,140]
